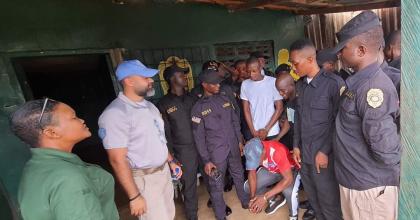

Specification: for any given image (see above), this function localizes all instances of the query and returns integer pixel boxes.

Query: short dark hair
[234,59,246,68]
[275,64,292,74]
[385,30,401,47]
[10,99,59,147]
[355,26,384,51]
[246,57,259,66]
[289,39,315,52]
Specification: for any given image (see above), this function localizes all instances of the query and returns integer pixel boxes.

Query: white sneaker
[289,215,298,220]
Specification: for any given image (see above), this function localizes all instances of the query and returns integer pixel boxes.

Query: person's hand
[249,195,268,214]
[315,151,328,173]
[169,161,183,179]
[130,195,147,216]
[239,142,244,156]
[251,129,259,138]
[257,129,268,140]
[293,147,302,169]
[248,196,256,211]
[204,162,216,176]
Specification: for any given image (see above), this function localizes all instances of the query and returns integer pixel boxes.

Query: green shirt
[18,148,119,220]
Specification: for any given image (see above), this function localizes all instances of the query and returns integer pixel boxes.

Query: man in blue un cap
[99,60,182,220]
[333,11,401,220]
[243,138,301,219]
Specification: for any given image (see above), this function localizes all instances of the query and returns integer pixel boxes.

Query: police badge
[367,88,384,108]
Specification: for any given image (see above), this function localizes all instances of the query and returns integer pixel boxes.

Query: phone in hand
[210,167,222,181]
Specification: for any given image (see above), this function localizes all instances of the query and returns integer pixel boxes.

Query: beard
[146,88,155,97]
[134,87,155,97]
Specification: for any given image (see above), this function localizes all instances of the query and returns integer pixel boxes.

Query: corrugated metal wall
[304,7,401,50]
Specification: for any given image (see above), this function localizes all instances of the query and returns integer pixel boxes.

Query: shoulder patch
[340,86,346,96]
[192,116,201,124]
[98,128,106,140]
[367,88,384,108]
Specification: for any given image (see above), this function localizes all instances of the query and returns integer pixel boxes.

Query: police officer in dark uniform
[290,39,344,220]
[275,72,317,220]
[157,65,199,220]
[191,61,240,118]
[191,69,249,220]
[384,30,401,70]
[332,11,401,220]
[379,50,401,95]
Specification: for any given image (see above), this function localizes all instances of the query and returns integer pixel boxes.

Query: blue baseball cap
[244,138,264,170]
[116,60,158,81]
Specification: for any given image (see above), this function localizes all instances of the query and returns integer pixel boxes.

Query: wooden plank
[227,0,277,11]
[399,0,420,218]
[296,0,400,15]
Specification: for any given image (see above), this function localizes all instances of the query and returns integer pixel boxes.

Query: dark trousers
[208,151,249,220]
[300,159,343,220]
[174,147,199,220]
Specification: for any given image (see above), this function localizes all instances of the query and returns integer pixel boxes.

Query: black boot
[207,199,232,216]
[302,207,316,220]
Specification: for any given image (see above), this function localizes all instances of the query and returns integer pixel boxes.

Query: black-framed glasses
[38,98,49,126]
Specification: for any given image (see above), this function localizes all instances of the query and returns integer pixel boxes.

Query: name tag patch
[192,116,201,124]
[344,90,355,100]
[223,102,231,108]
[201,108,212,116]
[167,106,177,114]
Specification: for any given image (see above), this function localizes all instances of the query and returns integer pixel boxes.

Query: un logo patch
[98,128,106,140]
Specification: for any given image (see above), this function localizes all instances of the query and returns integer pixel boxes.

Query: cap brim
[180,67,190,74]
[208,77,224,84]
[332,39,349,54]
[140,68,159,77]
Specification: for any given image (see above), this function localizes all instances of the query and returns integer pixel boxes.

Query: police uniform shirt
[293,68,345,164]
[157,92,196,154]
[389,56,401,70]
[335,62,401,190]
[98,92,168,169]
[191,84,240,117]
[191,94,242,164]
[280,99,296,150]
[380,61,401,93]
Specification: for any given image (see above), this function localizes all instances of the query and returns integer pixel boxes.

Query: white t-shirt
[240,76,283,137]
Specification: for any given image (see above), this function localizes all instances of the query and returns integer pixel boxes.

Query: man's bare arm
[243,100,257,136]
[264,100,283,131]
[107,148,139,198]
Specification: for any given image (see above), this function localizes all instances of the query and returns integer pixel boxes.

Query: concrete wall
[0,0,304,216]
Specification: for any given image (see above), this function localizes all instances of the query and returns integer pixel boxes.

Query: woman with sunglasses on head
[10,99,119,220]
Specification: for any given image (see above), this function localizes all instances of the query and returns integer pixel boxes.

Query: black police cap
[198,69,224,84]
[316,48,338,66]
[163,65,189,82]
[332,11,382,54]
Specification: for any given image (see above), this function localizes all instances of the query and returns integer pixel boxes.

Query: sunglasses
[38,98,50,127]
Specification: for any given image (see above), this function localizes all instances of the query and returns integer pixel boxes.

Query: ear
[122,77,134,87]
[41,126,61,139]
[357,45,368,57]
[307,55,315,64]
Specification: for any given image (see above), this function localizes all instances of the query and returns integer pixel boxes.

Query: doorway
[12,54,117,170]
